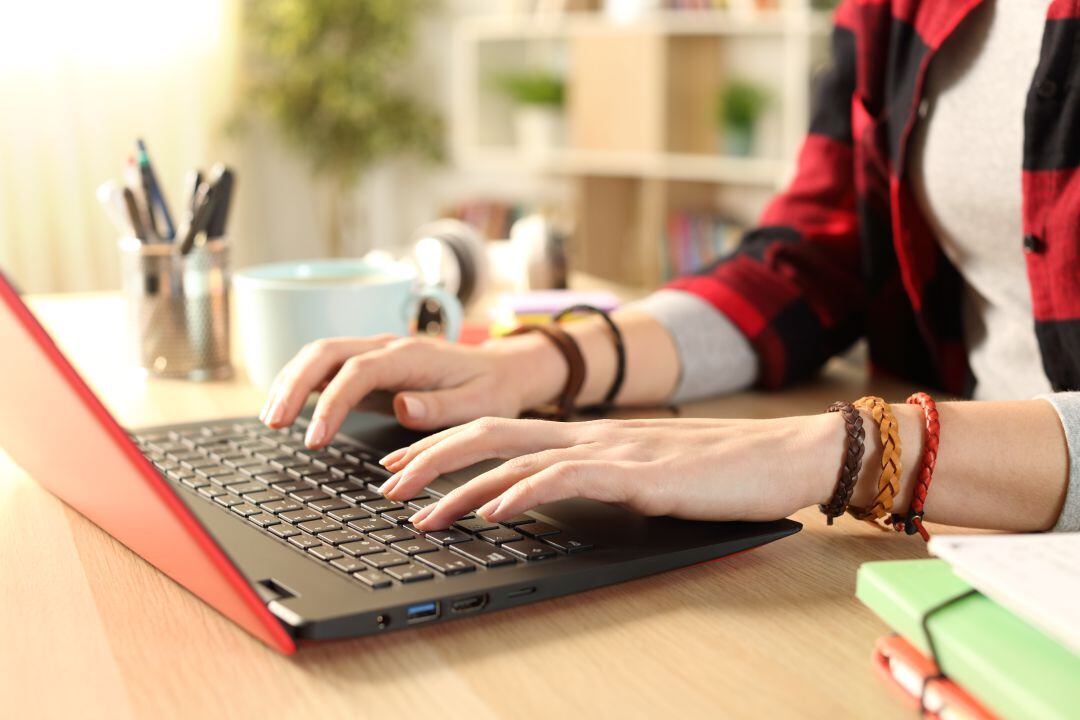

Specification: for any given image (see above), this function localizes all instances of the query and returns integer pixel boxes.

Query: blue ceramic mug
[233,259,462,390]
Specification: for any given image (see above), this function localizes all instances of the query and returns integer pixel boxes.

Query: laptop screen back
[0,272,295,653]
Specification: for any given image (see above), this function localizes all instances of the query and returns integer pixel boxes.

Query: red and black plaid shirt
[668,0,1080,395]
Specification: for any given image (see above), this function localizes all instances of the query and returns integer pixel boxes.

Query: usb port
[450,594,488,613]
[406,601,439,624]
[508,586,536,599]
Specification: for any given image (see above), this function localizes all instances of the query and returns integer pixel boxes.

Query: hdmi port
[450,594,488,613]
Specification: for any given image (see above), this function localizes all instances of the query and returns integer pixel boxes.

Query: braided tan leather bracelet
[819,401,866,524]
[848,395,901,526]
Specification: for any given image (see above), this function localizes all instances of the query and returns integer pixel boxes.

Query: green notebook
[856,559,1080,720]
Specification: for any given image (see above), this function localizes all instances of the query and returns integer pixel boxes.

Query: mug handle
[408,285,463,342]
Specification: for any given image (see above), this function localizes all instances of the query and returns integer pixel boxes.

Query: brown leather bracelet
[819,401,866,525]
[848,395,902,526]
[506,324,586,420]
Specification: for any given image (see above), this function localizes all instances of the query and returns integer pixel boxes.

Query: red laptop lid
[0,272,295,654]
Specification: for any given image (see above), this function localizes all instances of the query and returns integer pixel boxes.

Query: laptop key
[308,544,343,561]
[269,523,301,539]
[381,509,415,525]
[298,519,341,535]
[261,499,303,514]
[230,481,265,495]
[196,466,237,480]
[230,503,261,518]
[214,494,244,508]
[503,540,557,561]
[240,464,278,477]
[198,486,226,499]
[543,537,594,553]
[280,509,321,524]
[244,490,284,505]
[323,480,362,495]
[451,541,517,567]
[479,528,523,545]
[424,529,472,546]
[391,538,439,556]
[455,518,498,534]
[286,464,322,479]
[417,550,476,575]
[348,517,393,534]
[352,569,392,589]
[181,476,210,490]
[339,539,383,557]
[500,515,535,527]
[308,498,349,513]
[360,499,404,514]
[271,457,307,470]
[248,513,281,528]
[290,489,329,503]
[341,489,380,504]
[370,527,414,544]
[327,507,370,523]
[253,471,292,484]
[407,497,438,511]
[270,480,309,494]
[517,522,561,538]
[302,471,335,485]
[383,562,433,583]
[319,529,365,546]
[210,474,248,488]
[362,552,409,569]
[288,533,321,550]
[330,556,366,574]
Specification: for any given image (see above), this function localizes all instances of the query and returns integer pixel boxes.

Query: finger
[265,336,395,428]
[483,461,628,522]
[411,449,573,530]
[380,423,477,476]
[384,417,576,500]
[393,380,498,431]
[305,347,418,447]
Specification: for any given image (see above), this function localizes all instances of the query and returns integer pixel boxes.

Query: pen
[137,138,176,241]
[126,156,158,242]
[123,188,148,242]
[182,168,203,215]
[176,180,219,256]
[206,165,234,238]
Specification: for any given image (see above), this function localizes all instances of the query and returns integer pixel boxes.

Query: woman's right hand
[259,333,566,448]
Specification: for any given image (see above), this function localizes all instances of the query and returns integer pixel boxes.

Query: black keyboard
[132,419,594,590]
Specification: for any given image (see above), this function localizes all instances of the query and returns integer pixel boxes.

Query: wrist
[483,332,567,412]
[804,411,854,510]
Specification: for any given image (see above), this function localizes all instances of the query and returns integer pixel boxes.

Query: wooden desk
[2,293,937,720]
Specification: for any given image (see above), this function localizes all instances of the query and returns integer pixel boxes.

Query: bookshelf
[450,5,831,287]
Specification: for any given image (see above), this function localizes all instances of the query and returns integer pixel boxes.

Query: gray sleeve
[1038,392,1080,531]
[624,288,758,404]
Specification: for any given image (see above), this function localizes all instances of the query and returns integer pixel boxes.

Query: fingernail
[477,499,499,519]
[402,395,426,419]
[267,398,284,426]
[380,474,402,497]
[483,499,505,521]
[380,448,406,467]
[305,417,326,447]
[410,504,436,525]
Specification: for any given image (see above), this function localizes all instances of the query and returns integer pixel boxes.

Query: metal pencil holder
[119,237,232,381]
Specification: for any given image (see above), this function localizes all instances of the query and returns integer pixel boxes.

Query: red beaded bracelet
[889,391,940,541]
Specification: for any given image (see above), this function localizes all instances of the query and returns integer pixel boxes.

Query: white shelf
[460,10,832,41]
[458,147,784,186]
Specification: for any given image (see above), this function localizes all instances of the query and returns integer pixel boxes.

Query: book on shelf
[662,209,743,278]
[440,200,531,241]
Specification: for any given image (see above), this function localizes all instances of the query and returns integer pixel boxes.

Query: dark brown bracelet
[507,324,586,421]
[819,401,866,525]
[553,304,626,410]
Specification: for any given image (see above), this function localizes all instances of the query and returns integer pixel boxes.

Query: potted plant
[715,79,769,157]
[240,0,442,256]
[494,70,566,160]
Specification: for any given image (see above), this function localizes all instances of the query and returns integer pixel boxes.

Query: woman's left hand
[377,415,843,531]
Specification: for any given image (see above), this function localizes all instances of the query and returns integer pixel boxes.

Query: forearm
[828,400,1070,532]
[488,310,680,411]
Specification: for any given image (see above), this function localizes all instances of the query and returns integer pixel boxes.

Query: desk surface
[2,293,941,719]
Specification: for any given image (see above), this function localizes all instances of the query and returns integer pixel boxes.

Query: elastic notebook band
[553,303,626,409]
[917,588,979,715]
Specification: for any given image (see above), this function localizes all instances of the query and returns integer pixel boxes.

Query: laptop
[0,272,800,654]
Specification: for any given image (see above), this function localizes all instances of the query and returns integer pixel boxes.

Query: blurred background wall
[0,0,831,294]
